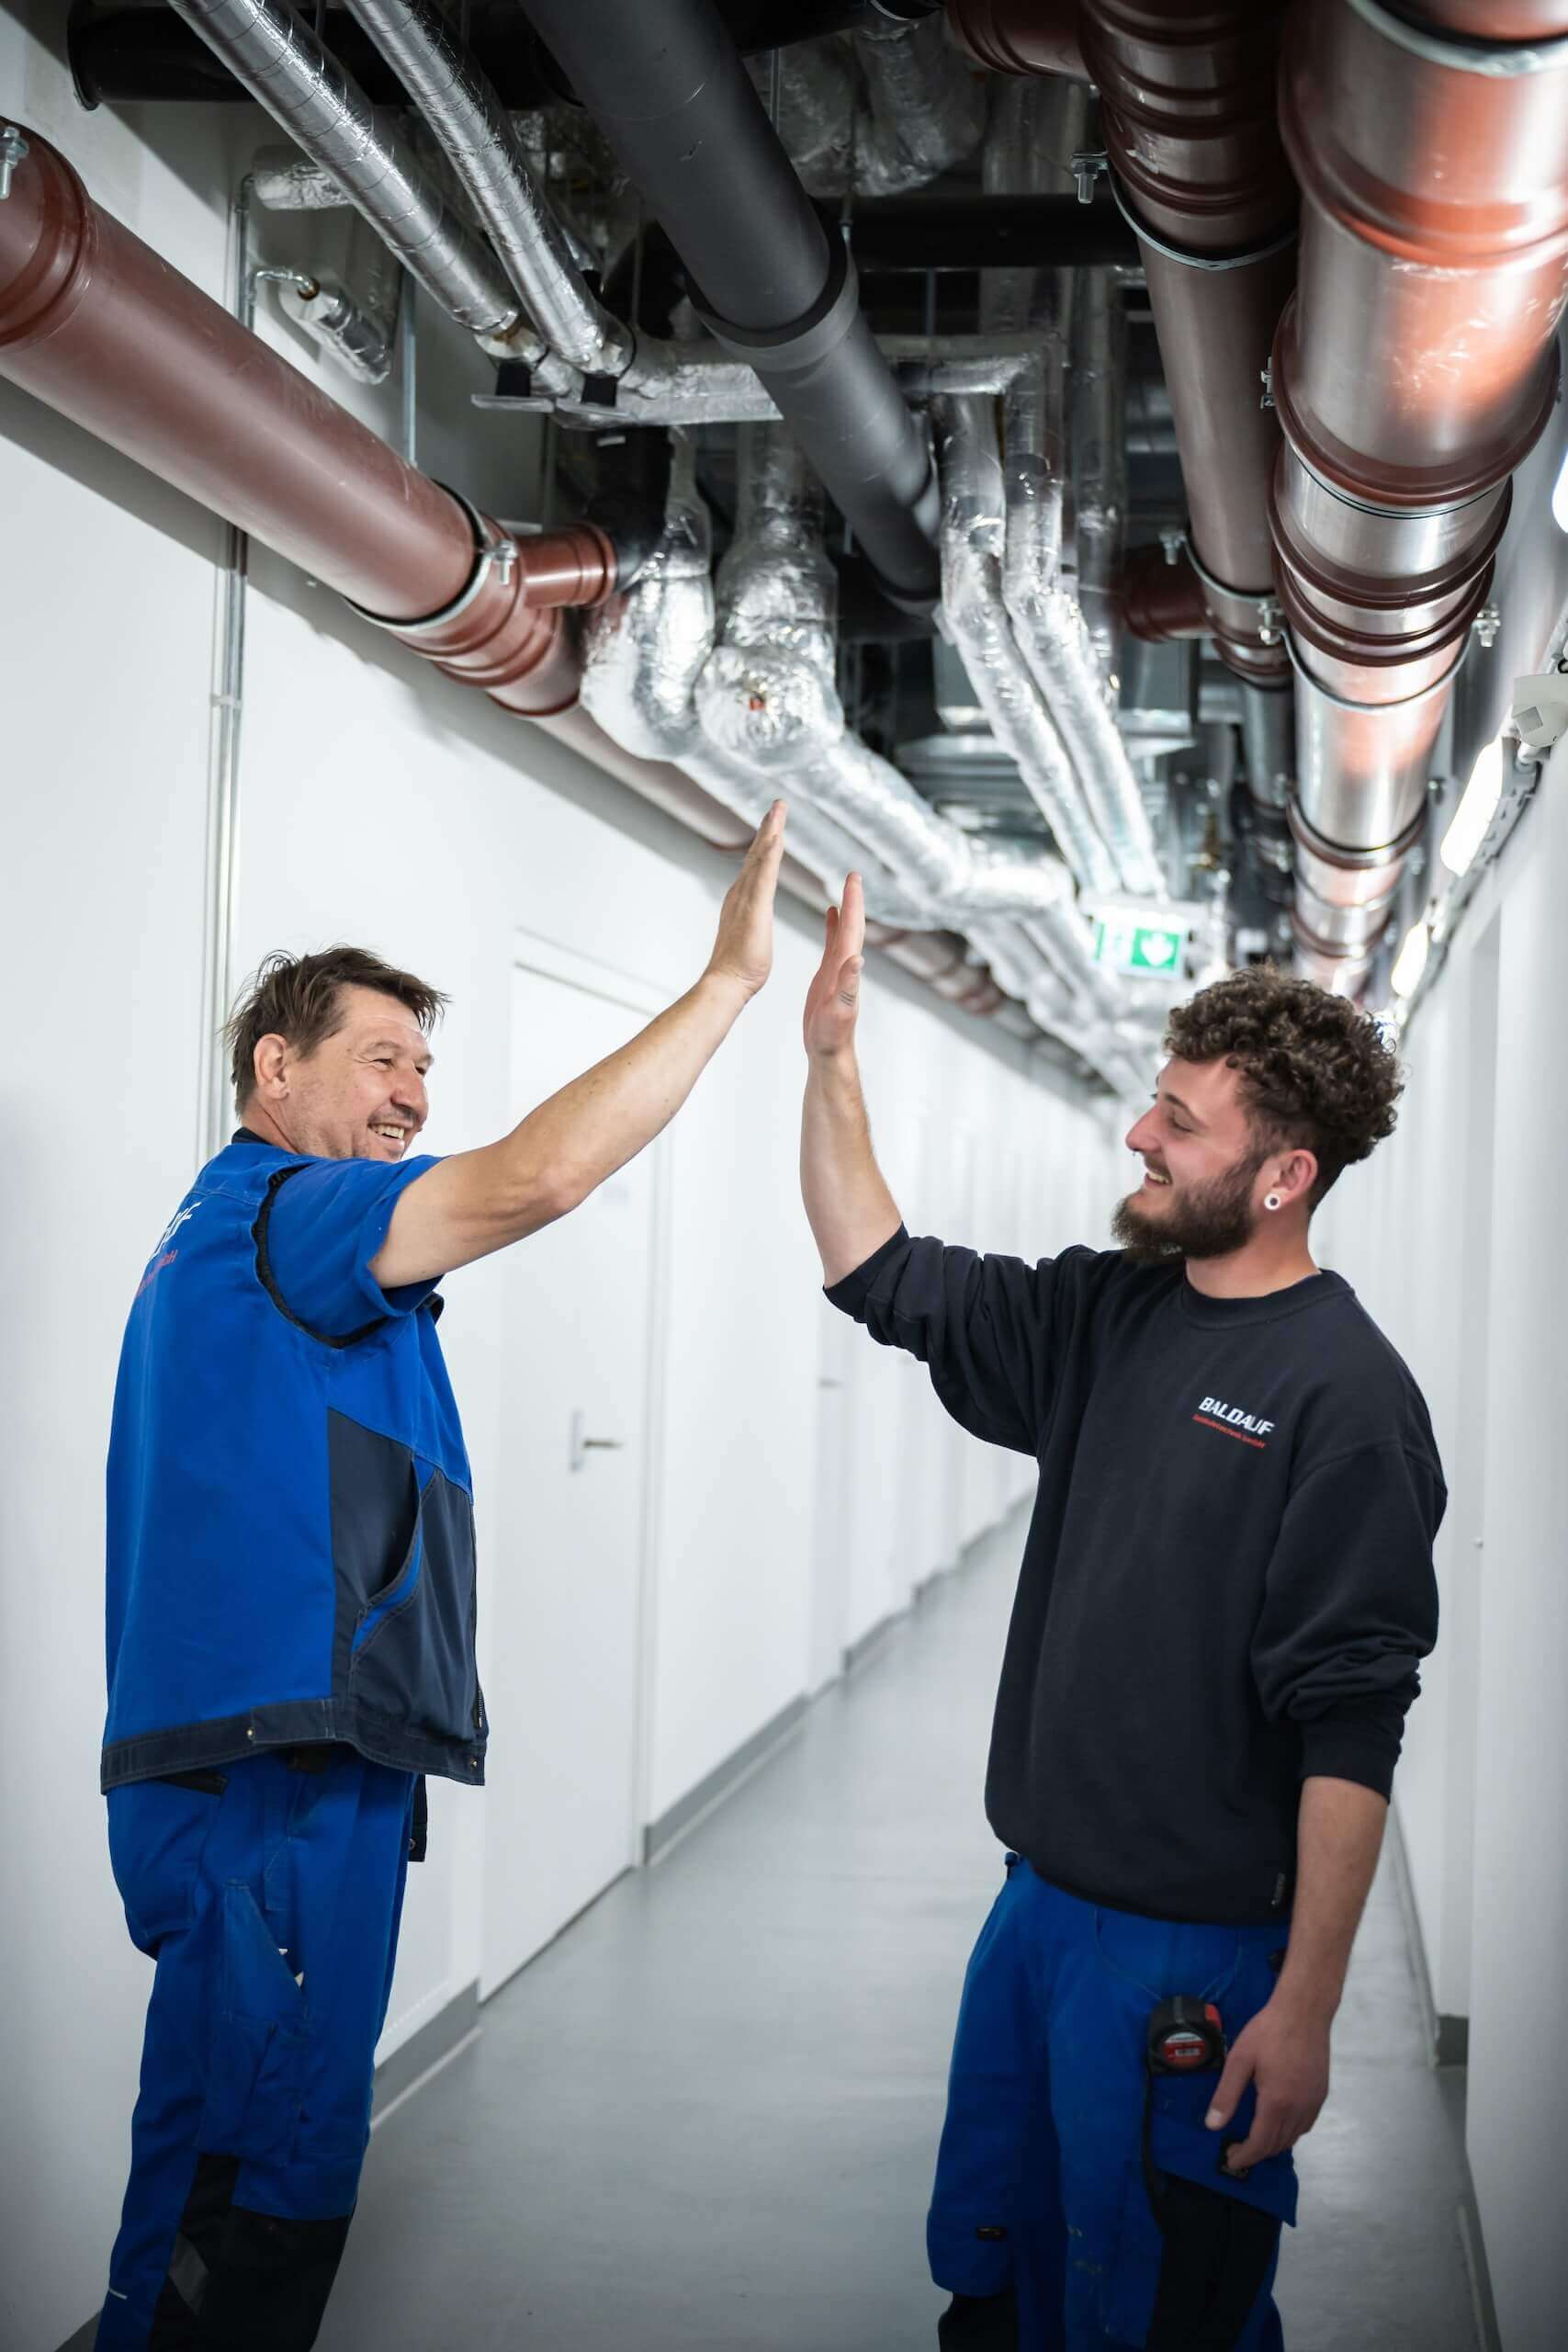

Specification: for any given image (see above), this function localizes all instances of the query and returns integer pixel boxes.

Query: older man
[96,806,786,2350]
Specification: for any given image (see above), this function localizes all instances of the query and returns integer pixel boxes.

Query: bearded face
[1111,1138,1270,1263]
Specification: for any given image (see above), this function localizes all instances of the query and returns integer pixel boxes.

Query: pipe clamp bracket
[344,484,516,633]
[692,235,861,382]
[0,124,28,202]
[1107,171,1298,275]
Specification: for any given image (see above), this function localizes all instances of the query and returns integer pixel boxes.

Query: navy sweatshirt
[825,1229,1444,1924]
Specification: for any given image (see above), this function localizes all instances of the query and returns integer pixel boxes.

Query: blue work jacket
[102,1134,487,1791]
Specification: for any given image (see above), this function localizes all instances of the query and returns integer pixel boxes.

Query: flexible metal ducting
[343,0,937,429]
[852,13,987,194]
[163,0,554,356]
[339,0,632,379]
[1269,0,1568,989]
[579,432,1144,1084]
[977,78,1162,898]
[750,15,983,200]
[515,0,942,610]
[582,432,1092,933]
[935,399,1120,898]
[697,426,1092,928]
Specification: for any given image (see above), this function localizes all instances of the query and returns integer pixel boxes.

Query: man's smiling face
[248,983,433,1163]
[1114,1056,1270,1262]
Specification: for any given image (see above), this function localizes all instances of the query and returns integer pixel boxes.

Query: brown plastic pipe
[1268,0,1568,978]
[1081,1,1296,686]
[1118,542,1208,641]
[944,0,1088,77]
[0,126,610,716]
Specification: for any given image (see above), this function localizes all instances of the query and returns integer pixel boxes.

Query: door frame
[511,926,675,1872]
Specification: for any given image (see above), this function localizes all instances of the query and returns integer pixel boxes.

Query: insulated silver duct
[936,395,1120,898]
[998,354,1165,898]
[747,18,983,199]
[340,0,632,377]
[167,0,545,354]
[581,433,1138,1088]
[695,424,1085,927]
[980,79,1162,900]
[850,15,986,197]
[253,143,355,209]
[582,439,939,930]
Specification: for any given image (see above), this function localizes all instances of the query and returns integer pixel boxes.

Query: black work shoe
[936,2288,1020,2350]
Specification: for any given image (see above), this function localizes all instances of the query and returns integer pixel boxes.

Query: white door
[480,951,664,1997]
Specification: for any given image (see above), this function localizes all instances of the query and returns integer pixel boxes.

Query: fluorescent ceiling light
[1555,445,1568,536]
[1439,735,1505,877]
[1390,921,1429,1001]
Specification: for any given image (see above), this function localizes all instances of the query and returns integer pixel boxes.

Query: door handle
[570,1408,626,1473]
[818,1377,843,1388]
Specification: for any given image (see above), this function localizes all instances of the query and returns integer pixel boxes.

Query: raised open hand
[705,800,787,999]
[803,871,865,1061]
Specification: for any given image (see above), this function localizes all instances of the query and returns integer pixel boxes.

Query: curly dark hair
[1164,968,1403,1205]
[226,946,447,1109]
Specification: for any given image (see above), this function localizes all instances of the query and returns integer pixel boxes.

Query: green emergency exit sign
[1092,918,1186,976]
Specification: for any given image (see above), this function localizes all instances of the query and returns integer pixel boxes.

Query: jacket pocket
[347,1466,481,1748]
[352,1511,424,1660]
[328,1410,483,1749]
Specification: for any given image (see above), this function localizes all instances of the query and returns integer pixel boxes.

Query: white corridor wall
[1317,719,1568,2352]
[0,17,1122,2346]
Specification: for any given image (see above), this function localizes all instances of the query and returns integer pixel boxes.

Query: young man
[96,806,787,2350]
[800,875,1443,2352]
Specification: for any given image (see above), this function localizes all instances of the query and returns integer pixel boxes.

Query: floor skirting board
[1385,1804,1500,2352]
[841,1605,910,1679]
[642,1693,809,1864]
[372,1979,481,2124]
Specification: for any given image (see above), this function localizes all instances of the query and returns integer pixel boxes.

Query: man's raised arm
[800,872,904,1288]
[372,803,788,1288]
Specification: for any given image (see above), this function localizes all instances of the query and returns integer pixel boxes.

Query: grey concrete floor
[320,1505,1481,2352]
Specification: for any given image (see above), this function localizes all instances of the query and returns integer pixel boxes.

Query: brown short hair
[226,946,447,1110]
[1164,967,1403,1205]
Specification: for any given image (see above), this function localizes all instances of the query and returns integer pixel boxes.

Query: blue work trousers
[96,1748,416,2350]
[929,1859,1299,2350]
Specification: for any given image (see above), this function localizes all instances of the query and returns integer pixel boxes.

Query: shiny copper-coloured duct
[1269,0,1568,986]
[0,125,613,716]
[952,0,1301,686]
